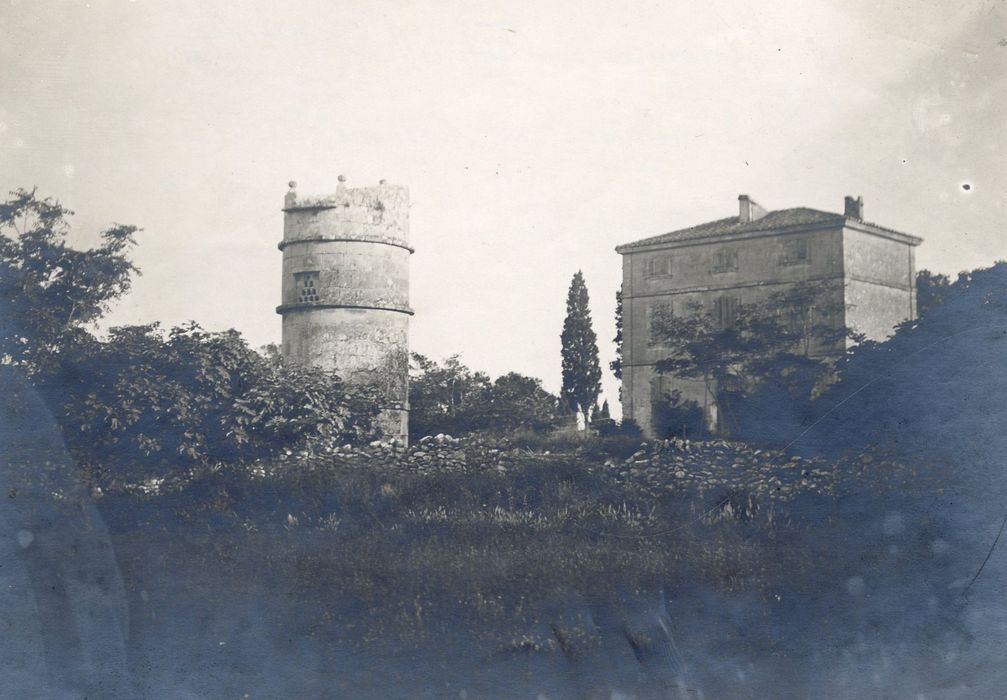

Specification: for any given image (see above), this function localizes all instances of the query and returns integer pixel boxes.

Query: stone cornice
[276,302,415,316]
[277,236,414,253]
[844,220,923,246]
[282,203,340,212]
[620,354,836,369]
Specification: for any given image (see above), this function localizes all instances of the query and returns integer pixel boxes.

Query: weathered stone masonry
[277,177,412,443]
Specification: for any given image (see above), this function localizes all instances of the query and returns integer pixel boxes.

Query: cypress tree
[560,270,602,429]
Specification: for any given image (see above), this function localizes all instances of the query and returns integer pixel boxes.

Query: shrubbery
[409,353,563,440]
[651,389,705,439]
[649,281,846,438]
[55,323,380,477]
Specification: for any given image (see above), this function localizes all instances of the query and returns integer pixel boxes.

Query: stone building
[277,177,413,443]
[615,194,922,436]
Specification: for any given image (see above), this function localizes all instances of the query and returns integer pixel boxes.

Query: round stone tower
[277,176,412,443]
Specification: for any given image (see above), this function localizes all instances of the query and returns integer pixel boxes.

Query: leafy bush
[809,262,1007,469]
[56,322,381,476]
[729,268,964,446]
[591,416,619,435]
[651,389,705,439]
[409,354,562,439]
[617,418,642,438]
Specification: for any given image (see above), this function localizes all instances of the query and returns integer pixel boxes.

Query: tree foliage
[809,262,1007,471]
[650,282,847,435]
[0,188,139,376]
[57,323,381,476]
[560,270,602,427]
[610,287,623,380]
[409,354,561,439]
[651,389,705,439]
[916,268,952,318]
[488,372,563,432]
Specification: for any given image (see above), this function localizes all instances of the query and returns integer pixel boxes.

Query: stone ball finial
[337,174,347,183]
[287,180,297,189]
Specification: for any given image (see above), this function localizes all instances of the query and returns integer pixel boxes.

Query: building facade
[615,195,922,437]
[277,177,413,443]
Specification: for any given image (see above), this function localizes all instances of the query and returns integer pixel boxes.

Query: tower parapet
[277,176,412,443]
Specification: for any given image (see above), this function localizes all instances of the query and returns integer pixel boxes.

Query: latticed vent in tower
[295,271,320,303]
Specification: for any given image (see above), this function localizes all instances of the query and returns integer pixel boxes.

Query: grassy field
[99,434,908,637]
[90,435,999,697]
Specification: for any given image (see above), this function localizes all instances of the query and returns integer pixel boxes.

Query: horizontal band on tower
[282,203,340,212]
[276,302,415,316]
[277,236,414,253]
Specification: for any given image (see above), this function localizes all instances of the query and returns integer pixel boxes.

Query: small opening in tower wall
[295,271,320,303]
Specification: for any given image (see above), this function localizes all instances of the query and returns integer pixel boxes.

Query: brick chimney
[738,195,768,223]
[844,195,864,220]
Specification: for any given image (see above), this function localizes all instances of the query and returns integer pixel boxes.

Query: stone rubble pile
[318,433,537,475]
[281,433,862,505]
[602,438,841,501]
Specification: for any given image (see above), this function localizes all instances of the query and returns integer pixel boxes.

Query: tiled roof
[616,208,845,252]
[616,206,924,253]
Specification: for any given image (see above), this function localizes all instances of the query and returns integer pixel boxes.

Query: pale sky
[2,0,1004,408]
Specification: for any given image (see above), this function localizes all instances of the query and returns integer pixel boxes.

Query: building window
[714,295,739,330]
[295,271,320,303]
[647,301,673,345]
[711,248,739,273]
[780,239,811,265]
[644,254,672,279]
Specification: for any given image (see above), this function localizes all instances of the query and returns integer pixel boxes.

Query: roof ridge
[616,207,845,251]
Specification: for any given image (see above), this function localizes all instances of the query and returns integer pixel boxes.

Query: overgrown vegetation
[650,389,705,439]
[810,262,1007,465]
[649,281,847,437]
[96,426,978,700]
[408,353,563,440]
[60,322,380,479]
[98,434,884,624]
